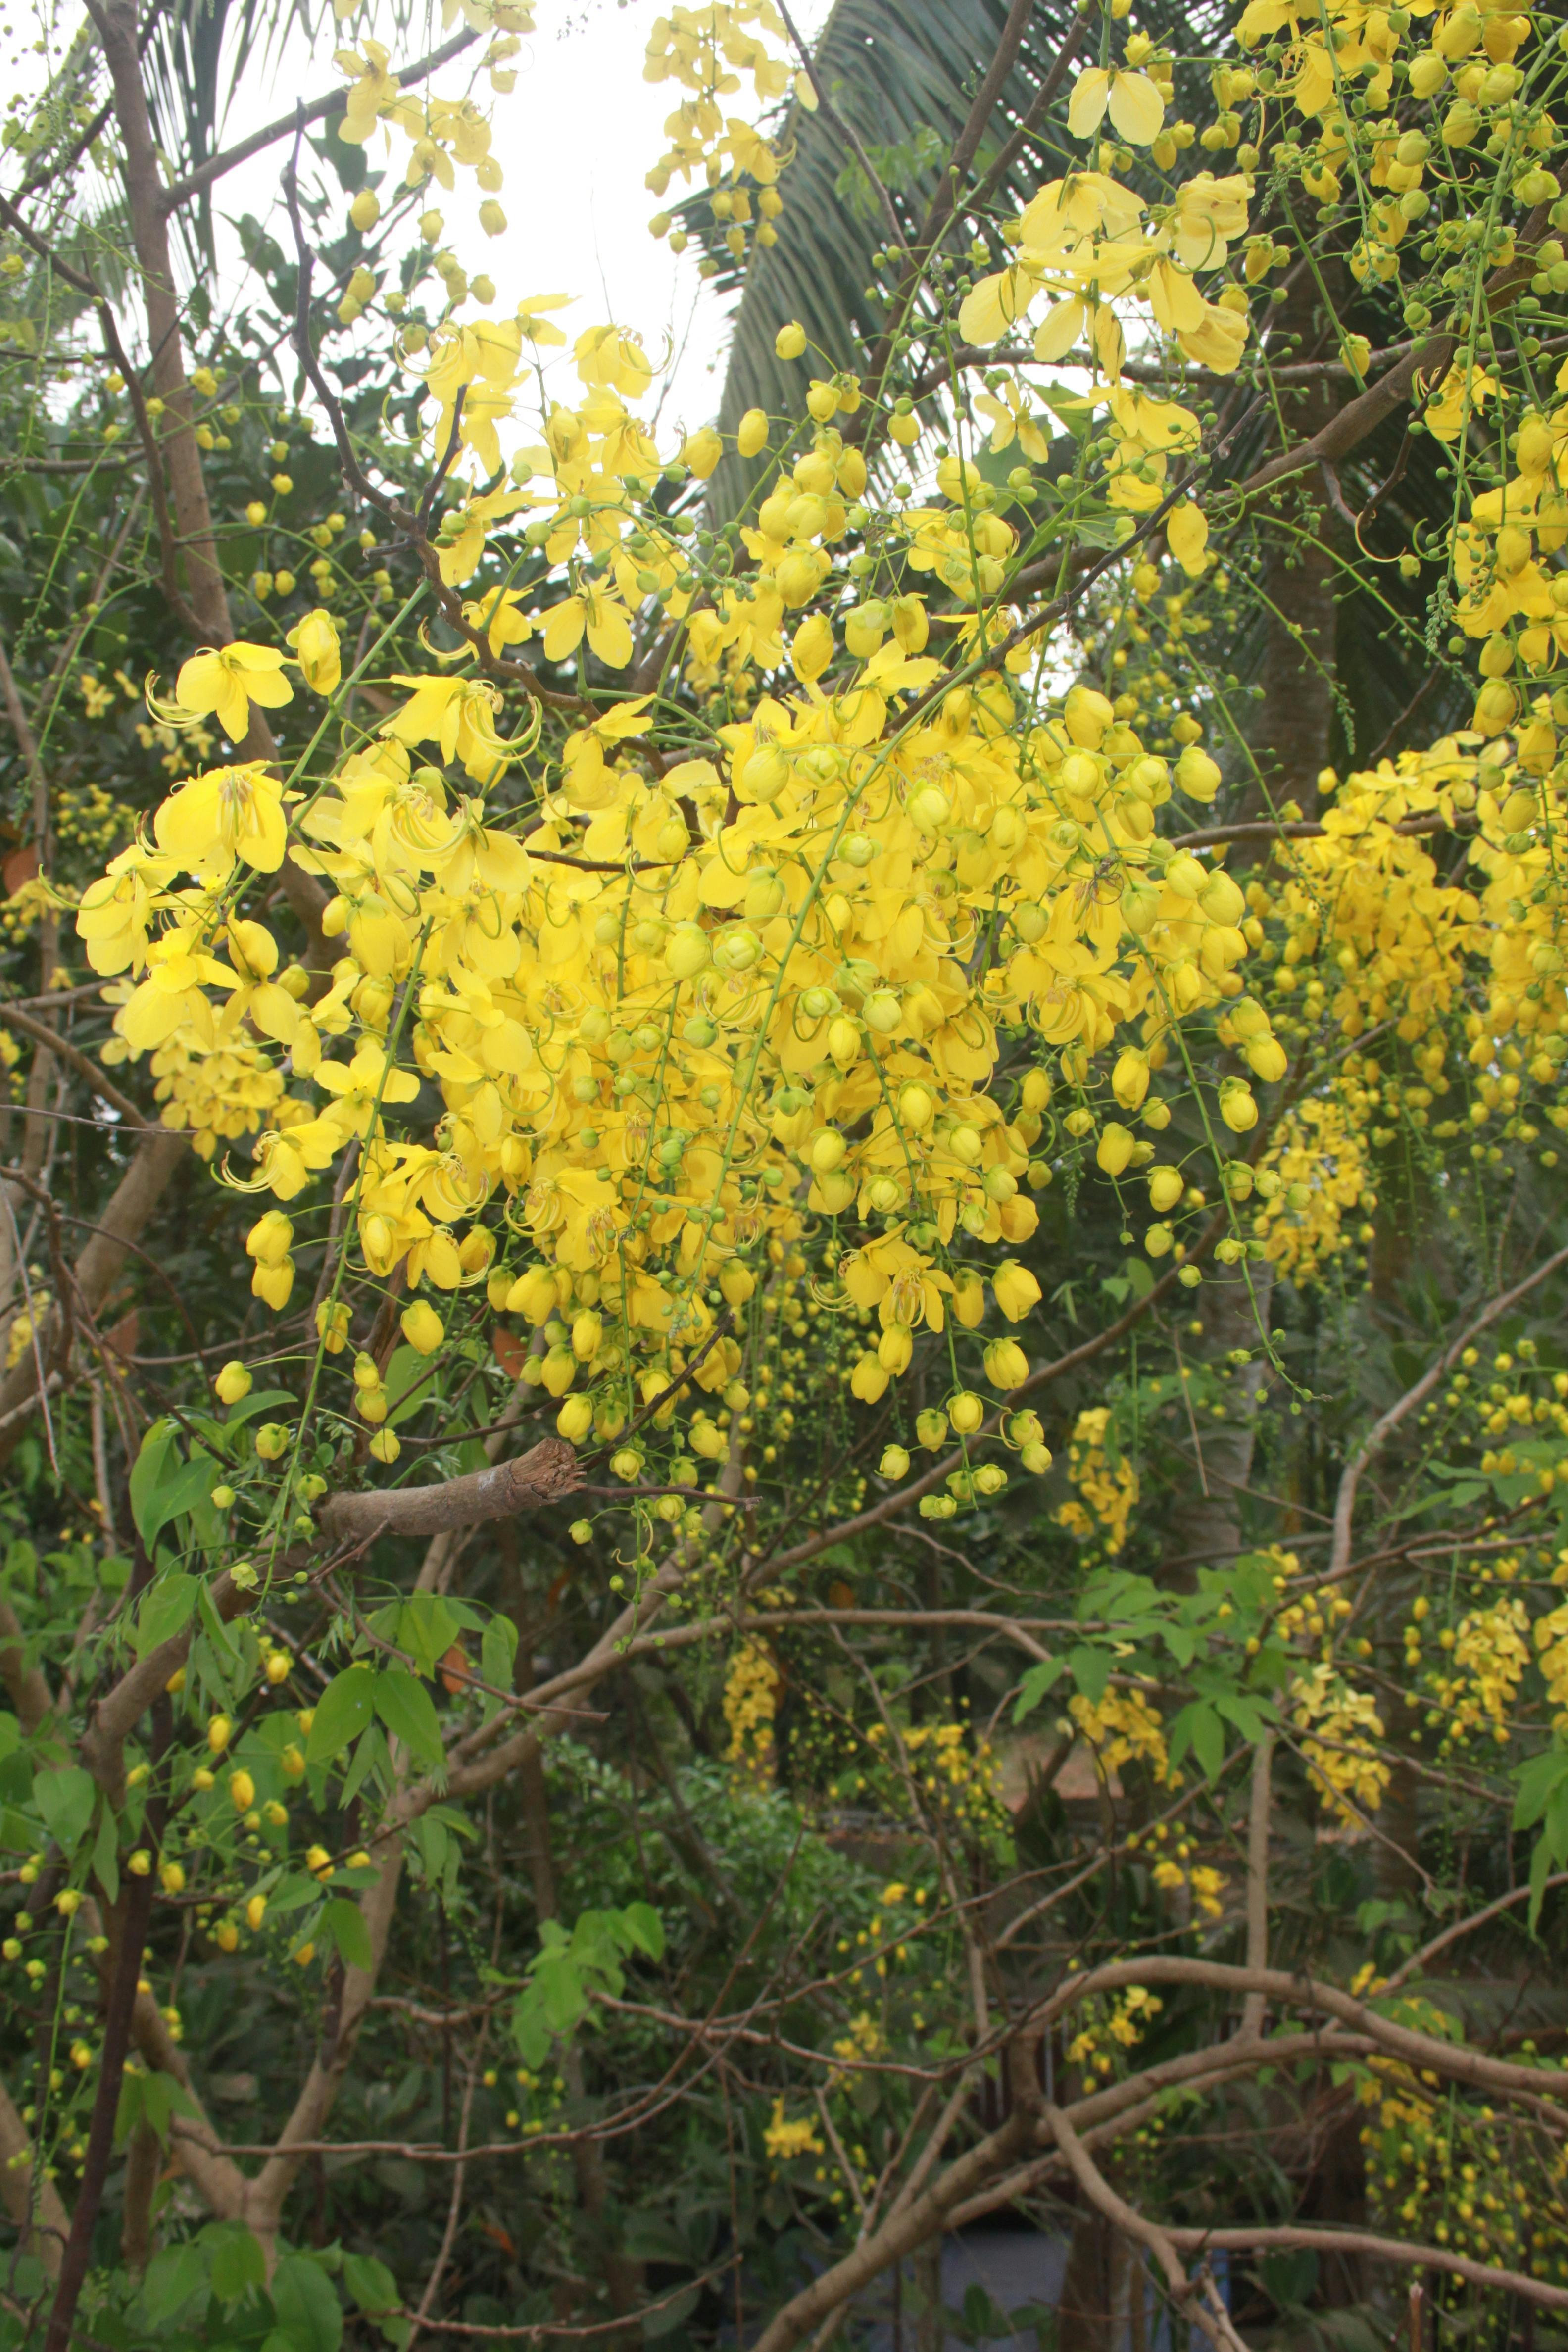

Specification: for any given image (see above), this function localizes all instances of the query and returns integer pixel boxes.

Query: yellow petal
[543,599,587,663]
[1033,298,1084,363]
[956,267,1029,347]
[1067,67,1110,139]
[1107,69,1165,145]
[1167,501,1210,577]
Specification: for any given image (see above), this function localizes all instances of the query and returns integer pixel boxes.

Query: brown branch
[747,2096,1039,2352]
[157,26,479,213]
[1034,1957,1568,2107]
[44,1864,157,2352]
[1236,207,1549,499]
[1329,1242,1568,1578]
[777,0,899,243]
[0,2070,70,2280]
[1241,1733,1274,2037]
[1045,2104,1252,2352]
[0,1129,188,1464]
[1383,1871,1568,1993]
[1164,2228,1568,2315]
[314,1434,583,1545]
[0,1004,156,1131]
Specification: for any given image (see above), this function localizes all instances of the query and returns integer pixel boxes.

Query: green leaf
[621,1901,665,1959]
[343,2254,399,2316]
[320,1896,373,1972]
[395,1593,460,1677]
[1012,1658,1064,1721]
[1513,1744,1568,1832]
[140,2243,208,2324]
[1215,1692,1273,1742]
[384,1344,439,1427]
[1068,1646,1110,1705]
[32,1765,95,1854]
[644,2286,700,2341]
[129,1420,179,1546]
[374,1668,443,1769]
[271,2253,345,2352]
[1169,1701,1225,1782]
[205,2219,267,2302]
[135,1571,198,1660]
[340,1722,389,1811]
[264,1872,322,1919]
[480,1613,518,1700]
[306,1667,377,1765]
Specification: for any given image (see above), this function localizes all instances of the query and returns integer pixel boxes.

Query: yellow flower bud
[228,1770,255,1814]
[557,1393,594,1443]
[736,407,769,458]
[400,1300,444,1356]
[775,320,807,359]
[1096,1123,1135,1176]
[214,1361,252,1405]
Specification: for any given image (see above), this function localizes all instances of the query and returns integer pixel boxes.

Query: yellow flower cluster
[1535,1601,1568,1731]
[643,4,799,269]
[1430,1595,1531,1750]
[1066,1986,1163,2085]
[763,2097,824,2162]
[722,1636,781,1785]
[1056,1406,1140,1555]
[1067,1686,1169,1782]
[1289,1664,1389,1826]
[1360,2059,1568,2284]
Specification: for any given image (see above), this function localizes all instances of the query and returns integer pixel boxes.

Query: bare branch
[315,1435,583,1545]
[1045,2103,1254,2352]
[1329,1242,1568,1579]
[157,27,480,213]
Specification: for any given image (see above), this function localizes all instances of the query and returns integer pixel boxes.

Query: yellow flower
[153,764,289,875]
[174,642,294,741]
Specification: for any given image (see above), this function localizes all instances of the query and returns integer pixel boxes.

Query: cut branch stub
[315,1437,584,1545]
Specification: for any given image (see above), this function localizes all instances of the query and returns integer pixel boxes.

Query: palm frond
[689,0,1079,516]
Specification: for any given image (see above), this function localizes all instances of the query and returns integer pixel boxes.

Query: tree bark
[315,1436,584,1544]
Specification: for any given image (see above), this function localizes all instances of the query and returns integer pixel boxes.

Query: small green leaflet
[1169,1701,1225,1782]
[32,1764,95,1855]
[306,1667,377,1764]
[135,1571,198,1660]
[320,1896,374,1972]
[1012,1658,1065,1723]
[374,1668,443,1768]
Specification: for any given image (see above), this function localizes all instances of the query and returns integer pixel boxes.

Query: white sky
[6,0,828,430]
[206,0,825,435]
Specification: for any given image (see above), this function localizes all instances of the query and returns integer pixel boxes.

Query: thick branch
[0,2071,70,2279]
[1045,2104,1248,2352]
[315,1435,583,1544]
[0,1129,188,1462]
[748,2100,1038,2352]
[1241,1733,1274,2036]
[1165,2228,1568,2314]
[1236,209,1547,498]
[1036,1957,1568,2105]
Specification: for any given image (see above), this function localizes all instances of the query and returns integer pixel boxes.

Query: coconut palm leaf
[686,0,1083,515]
